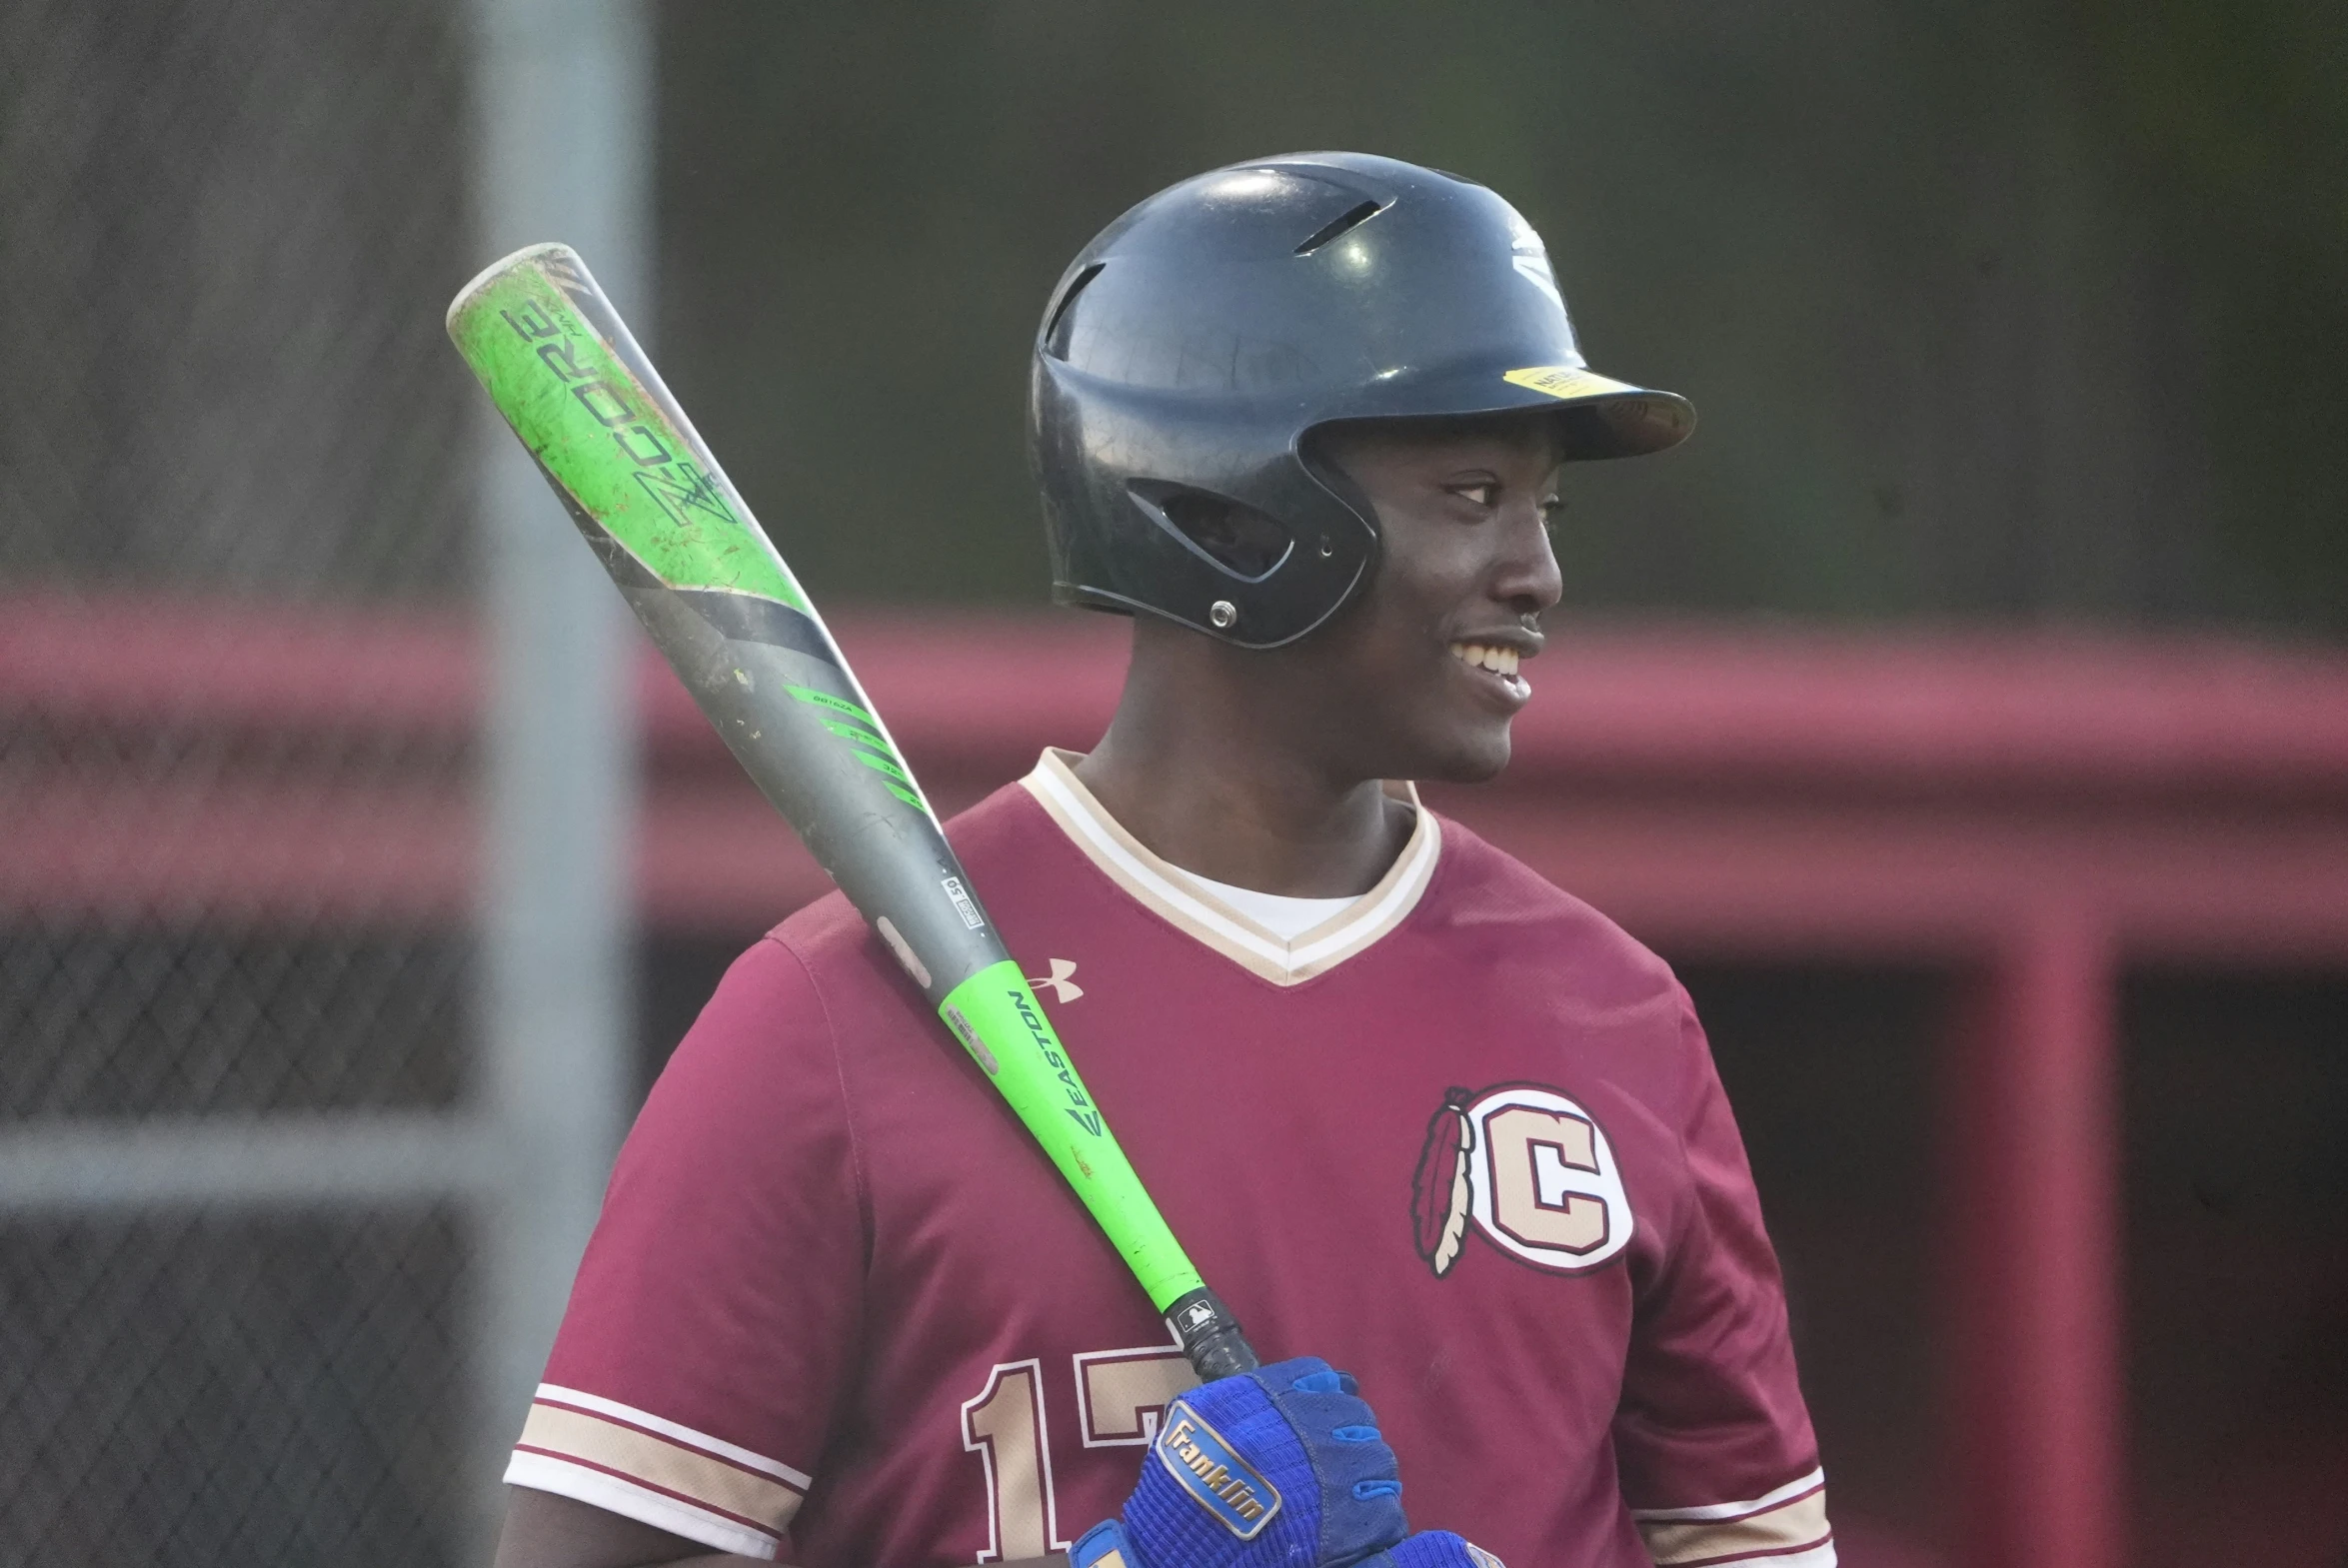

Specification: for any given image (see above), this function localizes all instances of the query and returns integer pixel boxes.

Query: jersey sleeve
[503,936,866,1561]
[1611,993,1834,1568]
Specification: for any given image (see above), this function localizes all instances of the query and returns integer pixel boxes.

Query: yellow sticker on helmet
[1503,365,1640,402]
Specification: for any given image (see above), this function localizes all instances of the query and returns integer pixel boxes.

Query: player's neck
[1071,627,1411,899]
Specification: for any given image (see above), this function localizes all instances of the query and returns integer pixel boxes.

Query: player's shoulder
[658,789,1051,1104]
[765,778,1056,976]
[1418,807,1687,1012]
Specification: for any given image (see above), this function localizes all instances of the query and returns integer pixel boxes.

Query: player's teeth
[1451,642,1530,678]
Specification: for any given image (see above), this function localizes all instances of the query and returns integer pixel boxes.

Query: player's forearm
[493,1487,769,1568]
[493,1487,1073,1568]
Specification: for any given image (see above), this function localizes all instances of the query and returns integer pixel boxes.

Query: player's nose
[1490,499,1563,618]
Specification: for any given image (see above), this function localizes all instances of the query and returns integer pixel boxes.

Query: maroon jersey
[508,752,1831,1568]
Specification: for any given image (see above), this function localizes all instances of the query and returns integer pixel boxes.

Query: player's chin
[1410,718,1515,784]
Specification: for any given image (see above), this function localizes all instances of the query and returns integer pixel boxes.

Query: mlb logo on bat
[1410,1083,1633,1277]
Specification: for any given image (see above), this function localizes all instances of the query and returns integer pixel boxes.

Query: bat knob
[1165,1287,1260,1380]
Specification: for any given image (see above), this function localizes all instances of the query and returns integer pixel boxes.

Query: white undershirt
[1166,867,1359,941]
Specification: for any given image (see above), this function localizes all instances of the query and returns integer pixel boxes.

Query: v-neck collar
[1019,749,1441,987]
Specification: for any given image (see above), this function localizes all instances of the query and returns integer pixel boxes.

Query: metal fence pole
[467,0,650,1554]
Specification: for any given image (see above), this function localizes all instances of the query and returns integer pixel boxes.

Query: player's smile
[1446,627,1540,709]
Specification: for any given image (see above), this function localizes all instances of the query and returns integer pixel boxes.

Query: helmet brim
[1306,361,1696,462]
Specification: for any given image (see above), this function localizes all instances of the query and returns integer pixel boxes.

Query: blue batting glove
[1356,1531,1508,1568]
[1070,1356,1408,1568]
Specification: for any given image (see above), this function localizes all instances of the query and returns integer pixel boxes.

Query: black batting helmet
[1029,151,1694,650]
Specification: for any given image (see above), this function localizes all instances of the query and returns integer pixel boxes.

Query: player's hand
[1354,1531,1507,1568]
[1069,1356,1408,1568]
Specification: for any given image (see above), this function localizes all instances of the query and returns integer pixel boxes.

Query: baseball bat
[448,244,1256,1381]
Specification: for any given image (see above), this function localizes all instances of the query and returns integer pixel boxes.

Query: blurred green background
[651,1,2348,634]
[9,2,2341,634]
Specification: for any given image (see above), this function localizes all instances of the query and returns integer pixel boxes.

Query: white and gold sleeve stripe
[1632,1468,1833,1568]
[1022,749,1440,986]
[504,1384,810,1561]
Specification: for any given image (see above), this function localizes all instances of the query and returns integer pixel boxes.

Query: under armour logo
[1027,958,1083,1003]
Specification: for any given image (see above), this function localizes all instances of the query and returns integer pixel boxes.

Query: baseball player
[495,153,1831,1568]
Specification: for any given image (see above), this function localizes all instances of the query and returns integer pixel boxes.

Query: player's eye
[1538,494,1566,531]
[1447,481,1499,510]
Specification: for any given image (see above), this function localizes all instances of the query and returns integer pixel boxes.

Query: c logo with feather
[1410,1083,1633,1277]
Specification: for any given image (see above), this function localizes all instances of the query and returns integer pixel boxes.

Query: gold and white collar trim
[1020,749,1441,987]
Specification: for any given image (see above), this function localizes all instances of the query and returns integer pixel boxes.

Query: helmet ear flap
[1128,481,1294,583]
[1295,431,1382,545]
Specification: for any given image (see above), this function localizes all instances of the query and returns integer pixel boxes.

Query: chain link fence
[0,3,532,1564]
[0,0,476,597]
[2,1212,468,1568]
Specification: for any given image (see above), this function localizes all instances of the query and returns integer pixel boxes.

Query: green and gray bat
[448,243,1255,1380]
